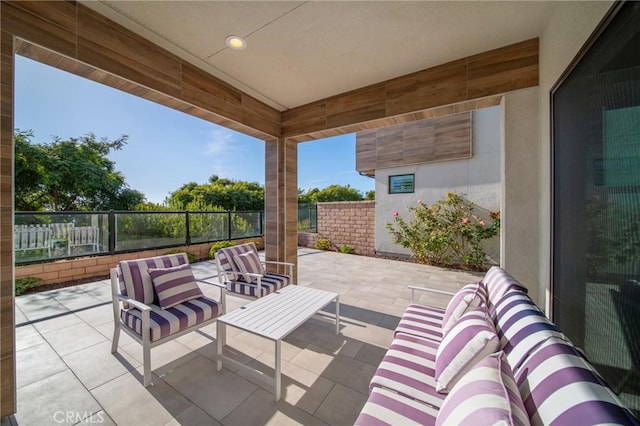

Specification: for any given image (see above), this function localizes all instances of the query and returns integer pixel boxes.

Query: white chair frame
[110,268,226,387]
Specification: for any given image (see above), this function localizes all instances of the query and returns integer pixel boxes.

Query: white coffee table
[216,285,340,400]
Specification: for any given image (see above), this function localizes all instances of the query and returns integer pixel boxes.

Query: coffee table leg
[335,295,340,335]
[216,321,223,372]
[275,339,282,401]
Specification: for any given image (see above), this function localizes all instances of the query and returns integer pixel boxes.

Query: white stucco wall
[537,0,614,312]
[376,106,501,259]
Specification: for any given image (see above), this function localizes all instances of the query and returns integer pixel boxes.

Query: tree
[365,190,375,200]
[298,184,363,203]
[167,175,264,211]
[14,130,145,211]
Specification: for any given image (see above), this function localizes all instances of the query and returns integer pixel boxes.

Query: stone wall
[16,237,263,285]
[298,201,375,256]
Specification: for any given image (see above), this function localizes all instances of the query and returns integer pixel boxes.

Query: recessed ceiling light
[225,35,247,50]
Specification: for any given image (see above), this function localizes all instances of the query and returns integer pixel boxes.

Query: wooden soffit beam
[1,1,281,140]
[283,38,538,142]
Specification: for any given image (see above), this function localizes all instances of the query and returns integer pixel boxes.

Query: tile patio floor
[5,248,482,426]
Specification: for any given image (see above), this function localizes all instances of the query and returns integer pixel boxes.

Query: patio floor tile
[62,340,140,390]
[91,372,190,426]
[10,248,484,425]
[16,341,67,389]
[162,355,258,421]
[42,321,107,356]
[16,370,101,426]
[313,383,368,426]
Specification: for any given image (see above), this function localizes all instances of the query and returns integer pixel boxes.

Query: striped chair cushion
[394,304,445,342]
[515,337,639,426]
[120,296,220,342]
[355,386,438,426]
[436,351,530,426]
[148,263,203,309]
[370,332,445,409]
[482,266,528,307]
[117,253,189,304]
[233,251,265,283]
[216,242,258,282]
[442,281,487,335]
[226,273,290,298]
[491,290,570,374]
[435,305,500,393]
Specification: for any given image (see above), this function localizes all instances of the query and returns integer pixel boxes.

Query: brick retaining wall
[298,201,375,256]
[16,237,262,285]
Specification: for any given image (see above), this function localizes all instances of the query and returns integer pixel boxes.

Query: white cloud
[203,128,235,156]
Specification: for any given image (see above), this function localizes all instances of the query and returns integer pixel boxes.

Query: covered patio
[0,0,630,421]
[7,249,480,425]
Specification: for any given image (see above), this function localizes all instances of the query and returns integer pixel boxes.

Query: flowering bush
[386,193,500,270]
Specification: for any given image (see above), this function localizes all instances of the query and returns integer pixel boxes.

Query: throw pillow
[233,251,265,283]
[148,263,203,309]
[436,351,530,426]
[435,305,500,393]
[442,281,487,335]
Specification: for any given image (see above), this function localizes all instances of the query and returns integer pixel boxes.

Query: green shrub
[209,241,235,259]
[164,250,197,264]
[249,239,265,251]
[339,244,355,254]
[315,238,333,251]
[16,276,42,296]
[386,193,500,270]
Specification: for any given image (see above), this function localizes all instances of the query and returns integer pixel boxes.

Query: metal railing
[298,204,317,232]
[15,210,264,264]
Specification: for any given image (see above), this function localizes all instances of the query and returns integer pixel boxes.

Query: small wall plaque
[389,174,415,194]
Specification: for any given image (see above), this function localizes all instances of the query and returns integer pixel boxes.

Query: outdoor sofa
[355,266,639,425]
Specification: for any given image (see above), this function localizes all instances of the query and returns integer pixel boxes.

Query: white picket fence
[15,223,100,256]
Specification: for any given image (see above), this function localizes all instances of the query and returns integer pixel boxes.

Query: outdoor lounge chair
[215,242,293,299]
[110,253,225,386]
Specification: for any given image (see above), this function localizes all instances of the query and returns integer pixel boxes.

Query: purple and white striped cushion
[491,290,570,374]
[355,386,438,426]
[117,253,189,304]
[227,272,290,297]
[216,243,258,281]
[482,266,528,307]
[435,305,500,393]
[233,251,265,283]
[394,304,445,342]
[370,332,446,409]
[148,263,203,309]
[442,281,487,334]
[120,296,220,342]
[515,337,639,426]
[436,351,530,426]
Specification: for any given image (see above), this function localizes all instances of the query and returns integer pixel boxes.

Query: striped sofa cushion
[216,243,258,282]
[515,337,639,426]
[233,251,265,283]
[370,332,445,409]
[435,305,500,393]
[120,296,220,342]
[436,351,530,426]
[355,386,438,426]
[226,272,290,298]
[482,266,528,307]
[117,253,189,304]
[394,304,445,342]
[442,281,487,334]
[491,290,570,374]
[148,263,203,309]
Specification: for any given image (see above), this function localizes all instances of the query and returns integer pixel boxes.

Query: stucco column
[501,88,540,305]
[265,138,298,281]
[0,29,16,417]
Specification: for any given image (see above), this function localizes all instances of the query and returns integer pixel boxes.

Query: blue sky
[15,56,374,204]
